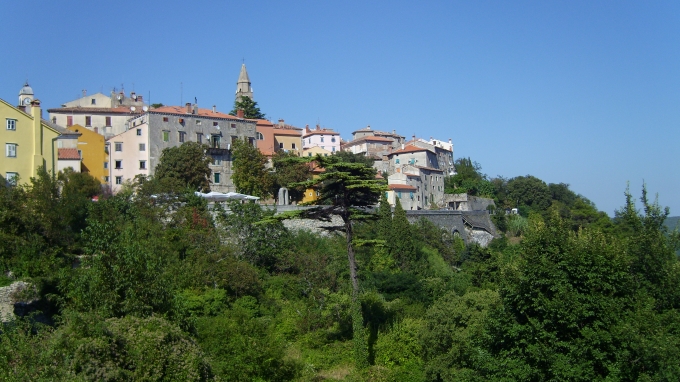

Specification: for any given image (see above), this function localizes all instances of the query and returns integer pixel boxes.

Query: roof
[345,136,394,146]
[149,106,241,120]
[273,129,302,137]
[58,148,81,160]
[303,129,339,138]
[389,184,417,191]
[415,165,444,172]
[47,106,144,114]
[42,119,80,137]
[19,82,33,96]
[237,63,250,84]
[388,145,428,155]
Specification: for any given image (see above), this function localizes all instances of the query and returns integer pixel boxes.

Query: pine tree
[229,96,265,119]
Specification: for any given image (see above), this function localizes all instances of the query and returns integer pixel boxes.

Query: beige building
[48,90,146,138]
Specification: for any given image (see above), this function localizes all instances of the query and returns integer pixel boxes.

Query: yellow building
[1,93,62,185]
[67,124,108,183]
[301,162,325,204]
[302,146,332,158]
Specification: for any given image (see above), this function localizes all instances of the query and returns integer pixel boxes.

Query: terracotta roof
[273,128,302,137]
[387,145,428,155]
[47,106,144,114]
[303,130,339,138]
[255,119,274,127]
[58,148,81,160]
[389,184,417,191]
[149,106,241,120]
[415,165,444,172]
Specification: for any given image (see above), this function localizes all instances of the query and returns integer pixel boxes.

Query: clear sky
[1,1,678,216]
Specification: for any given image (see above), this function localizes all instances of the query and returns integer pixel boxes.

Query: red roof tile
[389,184,417,191]
[47,106,143,114]
[58,148,81,160]
[387,145,428,155]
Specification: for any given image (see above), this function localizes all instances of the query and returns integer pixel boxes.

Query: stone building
[108,103,256,193]
[235,64,254,101]
[387,164,445,209]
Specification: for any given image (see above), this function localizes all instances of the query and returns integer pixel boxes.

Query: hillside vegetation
[1,160,679,381]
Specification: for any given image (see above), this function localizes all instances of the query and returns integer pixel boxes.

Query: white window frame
[6,119,17,131]
[5,143,17,158]
[5,172,18,186]
[139,160,146,170]
[115,160,122,169]
[115,176,122,185]
[139,143,146,151]
[115,142,122,152]
[136,129,142,136]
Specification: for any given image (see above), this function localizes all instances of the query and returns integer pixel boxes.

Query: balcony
[206,147,228,155]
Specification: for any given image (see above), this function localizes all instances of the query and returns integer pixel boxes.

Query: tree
[506,175,551,214]
[154,142,213,192]
[229,96,265,119]
[293,154,386,368]
[270,151,312,203]
[444,157,494,197]
[390,197,416,269]
[231,137,272,198]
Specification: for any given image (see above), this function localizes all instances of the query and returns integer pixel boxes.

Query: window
[104,176,109,182]
[5,172,18,186]
[5,143,17,157]
[279,142,284,149]
[331,137,336,143]
[163,117,169,122]
[139,143,146,151]
[256,132,263,140]
[248,137,254,146]
[230,123,236,128]
[115,160,122,169]
[213,173,221,184]
[231,136,238,144]
[213,122,219,127]
[104,161,108,169]
[332,146,336,152]
[196,133,203,143]
[105,117,112,126]
[85,116,92,126]
[136,128,142,136]
[78,150,82,159]
[162,131,169,142]
[292,143,297,149]
[6,119,16,131]
[115,142,122,151]
[214,156,222,165]
[139,161,146,169]
[67,116,73,127]
[212,135,220,148]
[115,176,122,185]
[91,98,96,105]
[308,153,312,157]
[320,137,324,143]
[196,120,202,125]
[179,131,186,142]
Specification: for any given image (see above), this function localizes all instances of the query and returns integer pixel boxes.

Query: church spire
[235,63,253,101]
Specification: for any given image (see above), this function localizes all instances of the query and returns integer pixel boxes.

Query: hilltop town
[1,65,462,211]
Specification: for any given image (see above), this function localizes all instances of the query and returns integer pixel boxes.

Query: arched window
[256,132,264,140]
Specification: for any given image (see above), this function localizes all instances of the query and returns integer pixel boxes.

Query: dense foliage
[229,95,266,119]
[1,162,678,381]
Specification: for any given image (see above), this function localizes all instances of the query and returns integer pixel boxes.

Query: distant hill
[665,216,680,232]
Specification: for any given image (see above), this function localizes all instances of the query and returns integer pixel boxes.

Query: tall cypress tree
[390,197,416,269]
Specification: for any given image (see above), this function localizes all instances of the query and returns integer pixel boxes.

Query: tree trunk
[343,213,359,301]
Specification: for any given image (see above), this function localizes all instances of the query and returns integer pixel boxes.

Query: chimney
[82,89,87,97]
[316,124,320,131]
[278,119,284,128]
[412,134,416,141]
[192,103,197,114]
[392,130,396,134]
[130,91,136,100]
[137,95,143,102]
[367,125,371,130]
[18,106,26,112]
[185,102,191,113]
[305,124,310,134]
[212,105,216,113]
[448,138,452,144]
[237,109,244,118]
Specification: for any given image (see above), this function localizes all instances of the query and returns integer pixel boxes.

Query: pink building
[108,124,150,193]
[302,124,341,153]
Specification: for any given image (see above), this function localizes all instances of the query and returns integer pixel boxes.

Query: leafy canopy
[229,96,265,119]
[153,141,213,192]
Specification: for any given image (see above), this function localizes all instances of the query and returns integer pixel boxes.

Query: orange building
[255,119,303,158]
[67,124,109,183]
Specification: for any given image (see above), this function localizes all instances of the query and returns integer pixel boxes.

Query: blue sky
[1,1,678,216]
